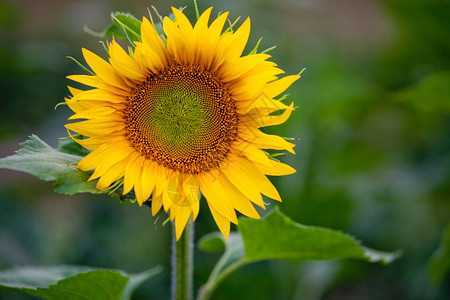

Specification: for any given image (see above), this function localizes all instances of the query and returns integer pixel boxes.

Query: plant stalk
[172,220,194,300]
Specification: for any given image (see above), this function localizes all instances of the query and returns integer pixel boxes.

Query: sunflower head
[66,6,300,240]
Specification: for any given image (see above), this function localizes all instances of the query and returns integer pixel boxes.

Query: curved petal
[109,41,147,82]
[82,48,129,90]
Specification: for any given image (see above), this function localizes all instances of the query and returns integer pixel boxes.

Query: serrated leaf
[84,12,141,43]
[0,265,162,300]
[239,208,399,263]
[197,207,400,300]
[429,224,450,286]
[0,135,101,195]
[111,12,141,42]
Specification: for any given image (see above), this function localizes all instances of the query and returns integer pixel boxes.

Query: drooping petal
[208,203,231,239]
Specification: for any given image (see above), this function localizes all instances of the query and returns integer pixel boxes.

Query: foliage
[197,208,399,299]
[430,225,450,286]
[0,135,100,195]
[83,12,141,42]
[0,266,161,300]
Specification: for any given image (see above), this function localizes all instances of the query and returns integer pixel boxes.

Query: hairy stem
[172,221,194,300]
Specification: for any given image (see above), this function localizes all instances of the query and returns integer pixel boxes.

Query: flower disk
[125,65,238,174]
[66,7,300,240]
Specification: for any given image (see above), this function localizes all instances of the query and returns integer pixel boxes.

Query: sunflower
[65,7,299,240]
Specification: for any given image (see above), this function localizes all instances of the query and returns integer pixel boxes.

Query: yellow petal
[253,158,296,176]
[220,160,264,208]
[219,53,271,82]
[264,75,300,98]
[89,145,132,180]
[140,160,157,202]
[82,48,129,90]
[133,43,165,74]
[230,155,281,201]
[165,174,186,210]
[95,159,127,190]
[241,102,294,128]
[226,18,251,59]
[76,135,122,150]
[127,156,146,205]
[151,194,163,216]
[68,86,83,96]
[174,207,192,240]
[191,200,200,221]
[68,106,119,120]
[154,164,169,197]
[183,175,200,207]
[122,153,142,195]
[240,127,296,154]
[140,17,169,65]
[198,171,238,224]
[66,75,129,96]
[65,120,124,137]
[208,12,229,39]
[77,140,123,171]
[230,68,283,101]
[208,203,231,239]
[109,41,147,82]
[72,88,125,103]
[194,7,213,32]
[238,95,293,115]
[231,140,272,167]
[217,175,261,219]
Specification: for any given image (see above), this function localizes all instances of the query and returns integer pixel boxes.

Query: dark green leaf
[429,224,450,286]
[58,138,90,157]
[197,208,400,300]
[0,135,100,195]
[0,265,161,300]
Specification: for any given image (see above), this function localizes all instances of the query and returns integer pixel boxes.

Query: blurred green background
[1,0,449,299]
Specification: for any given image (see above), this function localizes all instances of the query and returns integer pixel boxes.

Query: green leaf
[84,12,141,43]
[429,224,450,286]
[0,265,162,300]
[239,207,399,263]
[58,138,90,157]
[111,12,142,43]
[197,208,400,300]
[0,135,100,195]
[111,13,141,39]
[396,72,450,114]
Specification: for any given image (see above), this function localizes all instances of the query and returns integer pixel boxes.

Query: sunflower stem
[172,220,194,300]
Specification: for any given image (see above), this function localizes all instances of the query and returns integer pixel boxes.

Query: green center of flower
[124,65,238,174]
[151,87,210,153]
